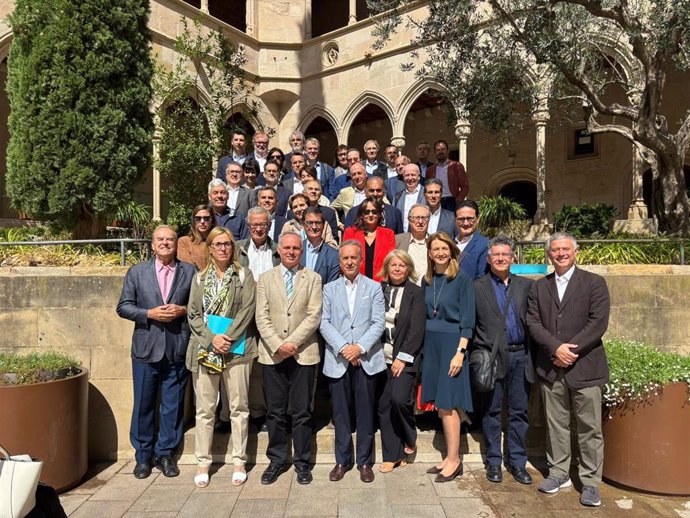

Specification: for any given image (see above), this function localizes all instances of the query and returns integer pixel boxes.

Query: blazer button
[351,325,355,329]
[284,330,288,334]
[287,313,291,317]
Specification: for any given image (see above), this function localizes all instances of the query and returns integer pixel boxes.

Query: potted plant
[602,339,690,495]
[0,351,89,492]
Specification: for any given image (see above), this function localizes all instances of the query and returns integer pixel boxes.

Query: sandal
[378,459,407,473]
[232,470,247,486]
[194,472,209,489]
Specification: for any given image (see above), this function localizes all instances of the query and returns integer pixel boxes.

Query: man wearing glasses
[454,199,489,280]
[395,204,430,286]
[328,148,365,200]
[250,131,270,172]
[300,207,340,286]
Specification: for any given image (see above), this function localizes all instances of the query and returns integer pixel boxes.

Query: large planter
[0,368,89,493]
[603,381,690,495]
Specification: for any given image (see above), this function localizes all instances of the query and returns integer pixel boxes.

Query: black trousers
[378,368,416,462]
[328,364,379,467]
[263,358,316,468]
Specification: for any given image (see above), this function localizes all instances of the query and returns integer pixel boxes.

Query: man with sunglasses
[454,199,489,280]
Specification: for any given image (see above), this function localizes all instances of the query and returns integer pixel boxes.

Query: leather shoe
[261,463,288,485]
[154,455,179,477]
[329,463,353,482]
[358,464,375,483]
[426,465,443,475]
[295,465,313,485]
[133,461,151,479]
[435,463,463,483]
[486,465,503,483]
[213,419,231,434]
[509,466,533,485]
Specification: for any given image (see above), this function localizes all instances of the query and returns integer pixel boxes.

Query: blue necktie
[285,270,294,299]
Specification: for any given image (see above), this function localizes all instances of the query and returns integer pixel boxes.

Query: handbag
[0,443,43,518]
[416,383,435,412]
[470,287,513,393]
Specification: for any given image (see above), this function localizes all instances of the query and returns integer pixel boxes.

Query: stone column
[200,0,209,14]
[152,131,162,222]
[348,0,357,24]
[628,147,649,219]
[532,109,549,225]
[245,0,255,36]
[390,136,406,153]
[305,0,312,40]
[454,119,471,166]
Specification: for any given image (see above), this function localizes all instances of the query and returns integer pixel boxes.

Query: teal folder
[206,314,246,355]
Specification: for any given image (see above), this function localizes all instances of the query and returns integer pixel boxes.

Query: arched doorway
[346,104,393,156]
[222,112,256,154]
[499,180,538,222]
[305,116,339,167]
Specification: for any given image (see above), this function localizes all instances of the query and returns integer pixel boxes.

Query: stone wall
[0,265,687,461]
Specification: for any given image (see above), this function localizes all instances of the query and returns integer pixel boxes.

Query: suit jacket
[185,266,258,372]
[270,215,288,242]
[431,208,458,237]
[426,160,469,201]
[330,186,358,219]
[228,186,253,217]
[343,203,404,235]
[458,232,490,280]
[416,160,434,177]
[385,176,405,204]
[320,275,386,377]
[251,185,290,218]
[394,186,425,229]
[255,266,323,366]
[363,160,388,179]
[235,238,281,269]
[527,267,610,389]
[342,226,396,282]
[216,153,246,179]
[473,274,535,383]
[300,239,341,286]
[116,259,196,363]
[380,280,425,373]
[213,207,249,241]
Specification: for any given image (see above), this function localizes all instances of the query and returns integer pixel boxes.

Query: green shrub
[517,239,682,265]
[553,203,618,237]
[477,195,527,234]
[603,339,690,409]
[0,351,81,385]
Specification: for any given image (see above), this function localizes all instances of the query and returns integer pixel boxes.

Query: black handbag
[470,287,513,393]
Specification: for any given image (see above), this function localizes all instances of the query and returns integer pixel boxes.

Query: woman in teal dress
[421,231,475,482]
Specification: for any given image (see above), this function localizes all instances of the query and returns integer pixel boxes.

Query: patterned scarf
[197,263,236,373]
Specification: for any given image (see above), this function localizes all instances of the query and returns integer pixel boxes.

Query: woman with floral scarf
[186,227,256,488]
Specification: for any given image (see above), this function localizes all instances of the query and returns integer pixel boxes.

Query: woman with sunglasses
[266,147,285,172]
[177,205,216,270]
[342,196,395,281]
[186,227,257,489]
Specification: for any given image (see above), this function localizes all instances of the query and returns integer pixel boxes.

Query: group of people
[115,131,611,509]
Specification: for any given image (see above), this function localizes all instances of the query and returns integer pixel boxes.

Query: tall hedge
[6,0,154,235]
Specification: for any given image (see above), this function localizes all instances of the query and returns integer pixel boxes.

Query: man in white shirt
[384,144,399,179]
[424,179,457,236]
[362,140,387,178]
[251,131,270,172]
[216,130,249,179]
[395,164,425,231]
[395,204,430,285]
[304,137,334,195]
[224,161,252,217]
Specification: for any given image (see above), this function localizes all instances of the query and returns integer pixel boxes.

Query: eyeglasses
[362,209,378,216]
[304,221,324,227]
[194,216,212,222]
[249,223,269,229]
[210,242,233,250]
[337,152,348,157]
[456,217,477,223]
[347,158,360,163]
[409,216,430,222]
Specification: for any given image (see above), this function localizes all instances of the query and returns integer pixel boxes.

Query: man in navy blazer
[300,207,340,286]
[116,225,196,480]
[424,179,457,237]
[393,164,425,232]
[343,176,404,234]
[304,137,334,198]
[320,241,386,483]
[455,199,489,279]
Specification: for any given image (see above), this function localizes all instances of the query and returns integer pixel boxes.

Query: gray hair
[224,161,243,173]
[208,178,227,194]
[279,231,303,247]
[289,130,305,142]
[340,239,362,258]
[305,137,320,147]
[152,224,177,242]
[247,206,270,221]
[545,232,578,253]
[488,235,515,256]
[408,203,430,217]
[424,178,444,190]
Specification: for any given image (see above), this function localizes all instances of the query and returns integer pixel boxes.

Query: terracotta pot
[0,368,89,493]
[603,382,690,495]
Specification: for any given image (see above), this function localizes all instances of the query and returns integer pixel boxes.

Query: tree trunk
[653,156,690,236]
[72,206,107,239]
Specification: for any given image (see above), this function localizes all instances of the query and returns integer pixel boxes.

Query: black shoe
[154,455,179,477]
[133,461,151,479]
[435,463,463,483]
[261,463,288,485]
[295,465,313,485]
[509,466,533,485]
[250,416,268,433]
[214,419,231,434]
[486,465,503,483]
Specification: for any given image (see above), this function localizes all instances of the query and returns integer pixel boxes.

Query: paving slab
[127,484,195,513]
[229,498,286,517]
[177,492,234,518]
[440,496,498,517]
[88,473,155,502]
[390,504,447,517]
[236,464,292,499]
[68,500,132,518]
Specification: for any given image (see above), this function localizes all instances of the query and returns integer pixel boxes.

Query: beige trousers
[193,359,252,467]
[220,357,266,421]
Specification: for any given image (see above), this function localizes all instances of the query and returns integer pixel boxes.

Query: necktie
[161,266,172,302]
[285,270,294,299]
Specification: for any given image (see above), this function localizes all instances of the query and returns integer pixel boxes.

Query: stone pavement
[59,461,690,518]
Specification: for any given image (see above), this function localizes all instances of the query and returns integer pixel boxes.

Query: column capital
[455,120,471,140]
[390,136,406,149]
[200,0,209,14]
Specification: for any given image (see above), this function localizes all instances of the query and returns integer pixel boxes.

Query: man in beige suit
[255,232,323,486]
[331,162,369,221]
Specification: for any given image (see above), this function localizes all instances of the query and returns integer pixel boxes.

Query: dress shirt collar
[344,274,360,287]
[555,265,576,284]
[456,232,474,246]
[306,239,324,253]
[249,239,269,252]
[155,257,176,272]
[280,264,299,277]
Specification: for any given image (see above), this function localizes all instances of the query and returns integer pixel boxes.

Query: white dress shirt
[408,237,428,286]
[247,240,274,280]
[555,265,576,301]
[227,185,241,211]
[428,207,441,234]
[402,186,421,231]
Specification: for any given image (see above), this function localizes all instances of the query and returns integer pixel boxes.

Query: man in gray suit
[474,236,534,485]
[527,232,610,507]
[116,225,196,479]
[320,241,386,483]
[224,161,253,217]
[395,203,429,285]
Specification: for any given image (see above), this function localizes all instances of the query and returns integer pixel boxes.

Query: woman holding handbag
[376,250,426,473]
[186,227,257,488]
[421,232,475,482]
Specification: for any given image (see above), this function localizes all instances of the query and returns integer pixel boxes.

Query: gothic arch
[296,105,342,142]
[340,91,396,143]
[396,79,449,132]
[484,167,537,196]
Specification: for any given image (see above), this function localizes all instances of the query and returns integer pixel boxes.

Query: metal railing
[514,238,687,265]
[0,238,151,266]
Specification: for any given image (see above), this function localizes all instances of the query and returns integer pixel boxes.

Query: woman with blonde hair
[177,204,215,270]
[421,231,475,482]
[186,227,257,488]
[376,250,425,473]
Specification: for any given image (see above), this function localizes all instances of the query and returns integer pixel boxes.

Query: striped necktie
[285,269,294,299]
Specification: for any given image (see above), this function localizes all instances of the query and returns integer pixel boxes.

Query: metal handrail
[0,238,151,266]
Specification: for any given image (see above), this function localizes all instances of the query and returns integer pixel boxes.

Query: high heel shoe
[426,465,443,475]
[434,463,463,483]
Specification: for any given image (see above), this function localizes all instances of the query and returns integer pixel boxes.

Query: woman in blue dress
[421,231,475,482]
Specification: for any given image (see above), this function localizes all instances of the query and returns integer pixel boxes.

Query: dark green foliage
[553,203,618,238]
[0,351,81,385]
[6,0,154,235]
[477,195,527,233]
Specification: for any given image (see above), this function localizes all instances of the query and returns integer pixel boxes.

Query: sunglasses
[194,216,212,222]
[270,155,283,160]
[362,209,378,216]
